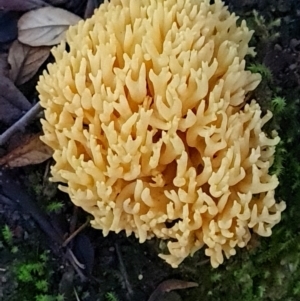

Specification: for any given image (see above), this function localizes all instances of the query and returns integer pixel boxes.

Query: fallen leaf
[156,279,198,293]
[0,75,32,125]
[0,0,49,11]
[0,133,53,167]
[18,7,82,47]
[8,40,50,86]
[148,279,198,301]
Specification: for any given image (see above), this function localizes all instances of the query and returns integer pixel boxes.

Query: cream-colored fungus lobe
[37,0,286,268]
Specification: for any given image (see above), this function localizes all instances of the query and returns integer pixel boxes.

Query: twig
[196,259,210,267]
[42,160,51,185]
[115,243,133,298]
[0,102,42,145]
[73,287,82,301]
[63,218,90,247]
[67,248,85,269]
[66,248,87,282]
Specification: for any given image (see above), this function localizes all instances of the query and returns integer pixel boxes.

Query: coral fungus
[37,0,286,268]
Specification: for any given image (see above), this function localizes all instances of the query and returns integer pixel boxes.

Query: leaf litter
[148,279,199,301]
[0,133,52,168]
[8,40,50,85]
[18,7,82,46]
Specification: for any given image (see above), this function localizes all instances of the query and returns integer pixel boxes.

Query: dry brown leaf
[0,0,49,11]
[0,133,53,168]
[156,279,198,293]
[18,7,82,47]
[8,40,50,86]
[148,279,198,301]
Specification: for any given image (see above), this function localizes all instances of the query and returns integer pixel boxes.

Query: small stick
[115,243,133,297]
[73,287,82,301]
[66,248,87,282]
[42,160,51,185]
[196,259,210,266]
[67,248,85,269]
[63,218,90,247]
[0,102,42,146]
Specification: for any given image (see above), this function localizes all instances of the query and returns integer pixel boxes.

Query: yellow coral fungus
[37,0,286,268]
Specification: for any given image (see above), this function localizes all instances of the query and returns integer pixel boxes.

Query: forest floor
[0,0,300,301]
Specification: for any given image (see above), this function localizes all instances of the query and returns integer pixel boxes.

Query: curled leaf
[148,279,198,301]
[18,7,82,46]
[8,40,50,85]
[0,133,53,167]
